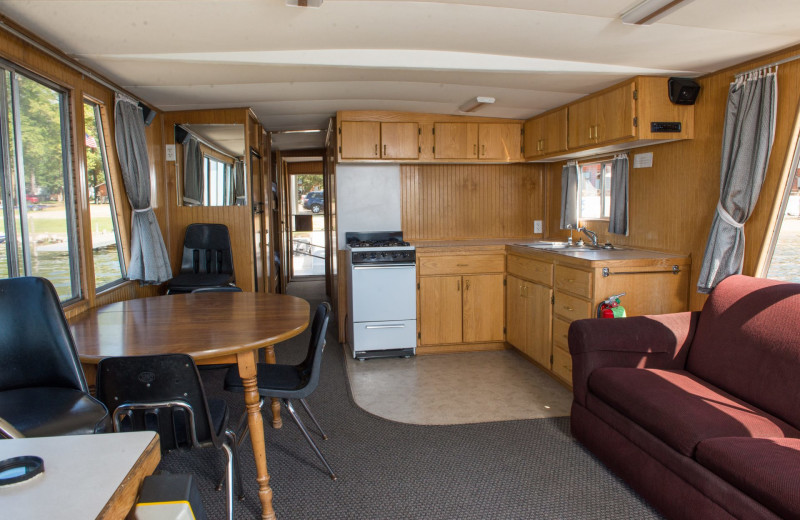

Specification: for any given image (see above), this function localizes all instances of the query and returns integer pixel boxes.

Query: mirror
[177,124,246,206]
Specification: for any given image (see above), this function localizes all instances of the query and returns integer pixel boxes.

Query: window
[84,100,125,290]
[578,160,612,219]
[204,155,234,206]
[0,65,79,301]
[763,130,800,282]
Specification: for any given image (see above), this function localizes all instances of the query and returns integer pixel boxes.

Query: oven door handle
[365,324,406,329]
[352,264,416,270]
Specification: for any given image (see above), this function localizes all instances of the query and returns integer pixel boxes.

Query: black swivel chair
[167,223,235,294]
[224,302,336,480]
[0,277,110,438]
[96,354,243,520]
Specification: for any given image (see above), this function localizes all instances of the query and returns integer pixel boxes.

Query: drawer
[553,291,592,322]
[552,316,571,351]
[552,345,573,384]
[418,254,504,275]
[351,319,417,352]
[555,265,593,298]
[507,254,553,286]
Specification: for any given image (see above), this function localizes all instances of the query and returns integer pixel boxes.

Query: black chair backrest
[298,302,331,390]
[96,354,221,452]
[180,223,234,277]
[0,277,88,392]
[190,286,242,293]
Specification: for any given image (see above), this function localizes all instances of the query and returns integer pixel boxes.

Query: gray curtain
[560,161,578,229]
[182,135,203,206]
[113,94,172,284]
[608,153,629,235]
[233,160,246,206]
[697,70,777,293]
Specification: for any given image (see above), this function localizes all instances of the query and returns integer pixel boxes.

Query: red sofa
[569,275,800,520]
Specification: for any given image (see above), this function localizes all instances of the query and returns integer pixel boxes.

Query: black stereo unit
[651,122,682,133]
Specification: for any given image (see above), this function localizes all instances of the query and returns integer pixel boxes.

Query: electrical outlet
[534,220,543,234]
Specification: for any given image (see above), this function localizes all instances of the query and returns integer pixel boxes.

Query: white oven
[345,232,417,360]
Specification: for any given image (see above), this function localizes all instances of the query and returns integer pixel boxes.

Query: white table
[0,431,160,519]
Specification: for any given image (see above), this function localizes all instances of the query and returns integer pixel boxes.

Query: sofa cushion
[588,368,800,457]
[696,437,800,520]
[686,275,800,430]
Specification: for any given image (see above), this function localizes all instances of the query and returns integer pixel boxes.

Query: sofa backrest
[686,275,800,430]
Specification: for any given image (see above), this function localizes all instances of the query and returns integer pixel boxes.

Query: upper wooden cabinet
[339,121,419,160]
[433,122,521,161]
[568,81,636,148]
[523,107,568,159]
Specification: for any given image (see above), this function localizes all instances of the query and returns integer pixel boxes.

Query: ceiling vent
[286,0,323,7]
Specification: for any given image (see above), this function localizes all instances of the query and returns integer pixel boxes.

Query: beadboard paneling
[401,164,543,241]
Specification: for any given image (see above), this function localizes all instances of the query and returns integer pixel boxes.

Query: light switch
[534,220,543,234]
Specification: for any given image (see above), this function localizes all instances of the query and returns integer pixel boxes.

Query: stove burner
[348,238,410,248]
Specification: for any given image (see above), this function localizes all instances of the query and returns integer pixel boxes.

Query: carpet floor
[157,281,662,519]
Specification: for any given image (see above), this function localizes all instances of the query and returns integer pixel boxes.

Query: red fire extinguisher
[598,292,627,318]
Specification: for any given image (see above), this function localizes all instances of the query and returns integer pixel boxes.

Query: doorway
[288,161,325,278]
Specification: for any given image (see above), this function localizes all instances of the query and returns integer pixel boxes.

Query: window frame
[0,59,81,302]
[577,158,613,221]
[84,98,127,292]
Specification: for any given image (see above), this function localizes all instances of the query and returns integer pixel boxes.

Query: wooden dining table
[69,291,310,520]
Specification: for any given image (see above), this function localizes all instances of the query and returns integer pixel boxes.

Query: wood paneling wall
[287,161,324,175]
[545,43,800,311]
[0,16,168,316]
[401,164,544,241]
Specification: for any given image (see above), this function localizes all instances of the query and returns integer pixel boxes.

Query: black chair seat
[168,273,235,291]
[0,387,110,437]
[224,364,311,399]
[166,224,235,294]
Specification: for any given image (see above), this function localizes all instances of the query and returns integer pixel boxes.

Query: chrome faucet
[567,224,598,246]
[577,226,598,246]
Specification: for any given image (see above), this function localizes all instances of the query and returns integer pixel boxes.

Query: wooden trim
[337,110,523,125]
[96,434,161,520]
[416,342,509,355]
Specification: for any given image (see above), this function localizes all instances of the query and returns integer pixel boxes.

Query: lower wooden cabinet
[506,274,552,368]
[419,273,504,345]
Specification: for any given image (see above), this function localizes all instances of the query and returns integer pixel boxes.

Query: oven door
[350,264,416,322]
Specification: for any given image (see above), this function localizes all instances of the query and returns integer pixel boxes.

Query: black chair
[96,354,243,520]
[0,277,110,438]
[224,302,336,480]
[167,223,235,294]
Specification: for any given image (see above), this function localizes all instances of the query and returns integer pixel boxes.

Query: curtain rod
[736,52,800,78]
[176,125,240,162]
[0,19,149,109]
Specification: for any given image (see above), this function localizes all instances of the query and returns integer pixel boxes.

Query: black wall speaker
[668,77,701,105]
[139,102,157,126]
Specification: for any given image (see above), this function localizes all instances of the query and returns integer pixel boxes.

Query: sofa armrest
[569,312,699,406]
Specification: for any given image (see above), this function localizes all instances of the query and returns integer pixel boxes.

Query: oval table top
[70,292,310,363]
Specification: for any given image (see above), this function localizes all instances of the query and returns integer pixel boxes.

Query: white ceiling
[2,0,800,150]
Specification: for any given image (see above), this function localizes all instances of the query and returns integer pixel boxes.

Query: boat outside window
[0,65,79,301]
[578,160,612,219]
[84,100,125,290]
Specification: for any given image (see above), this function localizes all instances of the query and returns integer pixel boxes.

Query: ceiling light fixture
[273,129,324,134]
[458,96,495,113]
[620,0,691,25]
[286,0,323,7]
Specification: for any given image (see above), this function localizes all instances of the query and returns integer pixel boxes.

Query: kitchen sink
[515,241,625,252]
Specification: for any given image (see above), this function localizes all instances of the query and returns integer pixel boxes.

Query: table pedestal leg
[264,345,283,429]
[238,351,276,520]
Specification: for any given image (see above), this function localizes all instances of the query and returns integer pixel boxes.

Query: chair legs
[298,398,328,440]
[215,428,244,520]
[283,399,336,480]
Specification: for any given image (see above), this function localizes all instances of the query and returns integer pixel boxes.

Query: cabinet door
[525,282,553,368]
[462,274,504,343]
[506,275,527,349]
[340,121,380,159]
[478,123,521,160]
[543,108,568,154]
[419,276,463,345]
[434,122,478,159]
[567,97,597,149]
[381,122,419,159]
[597,82,635,144]
[523,117,545,159]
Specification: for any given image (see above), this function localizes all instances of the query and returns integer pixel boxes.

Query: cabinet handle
[481,144,485,156]
[567,278,575,283]
[564,305,574,312]
[383,144,387,156]
[588,126,592,140]
[473,144,477,155]
[465,280,471,290]
[456,263,468,267]
[374,144,379,156]
[457,280,461,291]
